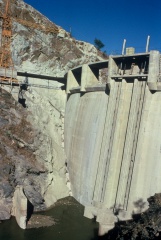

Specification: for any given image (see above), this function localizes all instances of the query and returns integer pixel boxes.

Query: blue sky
[25,0,161,54]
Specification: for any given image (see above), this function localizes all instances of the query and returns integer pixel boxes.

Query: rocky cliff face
[0,86,69,220]
[9,0,106,76]
[0,0,107,222]
[0,88,45,219]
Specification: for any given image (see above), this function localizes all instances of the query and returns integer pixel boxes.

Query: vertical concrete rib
[101,81,122,204]
[102,80,133,208]
[64,93,80,160]
[92,80,119,203]
[124,80,146,210]
[114,79,140,209]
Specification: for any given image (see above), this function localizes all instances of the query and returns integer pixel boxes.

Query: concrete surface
[12,186,27,229]
[64,50,161,235]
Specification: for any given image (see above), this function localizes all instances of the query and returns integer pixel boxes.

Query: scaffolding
[0,0,18,84]
[0,0,64,89]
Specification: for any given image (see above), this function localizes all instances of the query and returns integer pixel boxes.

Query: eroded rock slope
[0,0,107,221]
[0,88,47,218]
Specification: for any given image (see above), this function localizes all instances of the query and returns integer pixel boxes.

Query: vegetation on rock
[94,38,105,51]
[105,194,161,239]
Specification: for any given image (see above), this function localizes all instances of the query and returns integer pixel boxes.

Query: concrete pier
[12,186,27,229]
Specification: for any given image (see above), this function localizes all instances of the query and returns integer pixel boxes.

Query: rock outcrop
[9,0,106,76]
[0,86,68,226]
[106,194,161,239]
[0,0,107,225]
[0,88,44,217]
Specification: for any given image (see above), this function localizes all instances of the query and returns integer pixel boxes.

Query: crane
[0,0,62,85]
[0,0,17,84]
[0,0,62,84]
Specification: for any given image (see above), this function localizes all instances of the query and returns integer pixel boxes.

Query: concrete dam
[64,50,161,235]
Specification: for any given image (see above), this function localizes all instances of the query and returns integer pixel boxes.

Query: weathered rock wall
[9,0,106,76]
[0,0,107,223]
[24,88,69,208]
[0,88,47,220]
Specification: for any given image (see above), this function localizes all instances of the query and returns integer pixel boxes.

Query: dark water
[0,197,99,240]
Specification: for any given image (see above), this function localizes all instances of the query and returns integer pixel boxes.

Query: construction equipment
[0,0,17,84]
[0,0,62,87]
[0,0,60,85]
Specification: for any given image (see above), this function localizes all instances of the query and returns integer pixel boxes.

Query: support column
[92,80,119,204]
[66,70,79,93]
[81,64,98,92]
[103,80,133,208]
[12,186,27,229]
[147,51,160,90]
[114,80,143,209]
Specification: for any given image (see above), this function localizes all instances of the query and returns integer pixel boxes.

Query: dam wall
[64,51,161,235]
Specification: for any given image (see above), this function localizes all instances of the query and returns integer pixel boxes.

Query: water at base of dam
[0,197,100,240]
